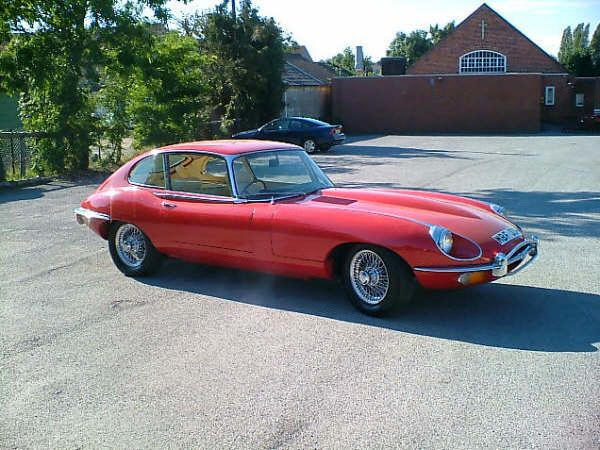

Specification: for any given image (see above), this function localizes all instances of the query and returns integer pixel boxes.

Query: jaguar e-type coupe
[75,140,538,315]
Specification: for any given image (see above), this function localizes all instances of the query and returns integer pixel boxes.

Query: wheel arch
[325,242,416,281]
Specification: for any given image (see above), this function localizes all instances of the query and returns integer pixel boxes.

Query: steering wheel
[241,179,267,195]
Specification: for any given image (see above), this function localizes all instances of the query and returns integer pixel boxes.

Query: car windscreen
[232,150,333,200]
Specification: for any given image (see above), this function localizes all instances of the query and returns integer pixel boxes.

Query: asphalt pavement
[1,134,599,448]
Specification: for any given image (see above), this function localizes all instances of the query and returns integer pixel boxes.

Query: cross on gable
[481,19,487,40]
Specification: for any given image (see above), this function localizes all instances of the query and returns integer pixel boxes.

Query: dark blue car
[232,117,345,153]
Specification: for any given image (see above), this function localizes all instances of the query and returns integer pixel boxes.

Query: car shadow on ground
[140,259,599,353]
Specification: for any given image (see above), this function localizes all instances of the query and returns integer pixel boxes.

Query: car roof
[159,139,300,156]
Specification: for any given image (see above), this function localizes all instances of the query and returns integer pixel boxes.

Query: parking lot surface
[1,134,599,448]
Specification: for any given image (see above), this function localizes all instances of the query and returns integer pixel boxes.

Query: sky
[165,0,600,61]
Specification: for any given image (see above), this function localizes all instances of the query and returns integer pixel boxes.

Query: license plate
[492,228,521,245]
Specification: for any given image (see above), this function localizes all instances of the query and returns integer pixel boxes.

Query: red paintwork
[80,141,527,290]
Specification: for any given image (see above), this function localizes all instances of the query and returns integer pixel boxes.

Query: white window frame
[575,93,584,107]
[459,50,506,74]
[545,86,555,106]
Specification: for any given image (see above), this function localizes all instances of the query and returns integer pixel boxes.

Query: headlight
[429,225,453,255]
[490,203,506,216]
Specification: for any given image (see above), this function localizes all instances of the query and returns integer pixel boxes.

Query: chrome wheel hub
[350,250,390,305]
[115,224,146,268]
[303,140,316,153]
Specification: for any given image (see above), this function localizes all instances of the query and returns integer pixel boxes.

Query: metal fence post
[19,135,26,177]
[10,131,16,176]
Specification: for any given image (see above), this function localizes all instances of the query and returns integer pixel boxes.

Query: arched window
[459,50,506,73]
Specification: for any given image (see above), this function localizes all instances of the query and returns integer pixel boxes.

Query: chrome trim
[152,191,236,204]
[414,235,539,276]
[492,252,508,277]
[74,207,111,223]
[490,203,506,216]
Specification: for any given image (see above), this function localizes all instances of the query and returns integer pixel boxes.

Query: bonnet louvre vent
[312,196,356,205]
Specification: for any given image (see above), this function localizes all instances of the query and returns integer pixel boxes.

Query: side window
[290,119,308,130]
[263,120,279,131]
[278,118,290,130]
[545,86,555,106]
[167,153,232,197]
[128,154,165,188]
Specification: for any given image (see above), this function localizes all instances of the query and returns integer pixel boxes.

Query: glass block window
[459,50,506,73]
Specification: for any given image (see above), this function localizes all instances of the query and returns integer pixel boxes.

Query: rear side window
[167,153,232,197]
[128,154,165,188]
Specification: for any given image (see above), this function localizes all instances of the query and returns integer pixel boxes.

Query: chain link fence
[0,131,46,180]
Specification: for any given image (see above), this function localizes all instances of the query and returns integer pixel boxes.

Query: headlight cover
[490,203,506,216]
[429,225,454,255]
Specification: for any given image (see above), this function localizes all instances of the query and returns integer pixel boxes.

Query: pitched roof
[407,3,567,74]
[283,53,339,85]
[283,61,325,86]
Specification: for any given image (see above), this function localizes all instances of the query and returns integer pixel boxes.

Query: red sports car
[75,140,538,315]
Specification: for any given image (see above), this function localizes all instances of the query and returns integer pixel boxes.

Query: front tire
[108,222,163,277]
[342,245,415,316]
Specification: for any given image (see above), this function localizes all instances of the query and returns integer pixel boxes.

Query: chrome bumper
[74,207,111,225]
[414,235,539,277]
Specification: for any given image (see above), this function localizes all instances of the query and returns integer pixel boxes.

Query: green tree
[363,56,374,76]
[326,47,356,75]
[590,23,600,72]
[558,26,573,64]
[429,21,455,45]
[387,30,432,66]
[558,23,598,76]
[192,0,285,132]
[126,32,213,149]
[572,23,590,50]
[0,1,169,174]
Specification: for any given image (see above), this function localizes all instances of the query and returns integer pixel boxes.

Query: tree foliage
[1,0,286,172]
[126,32,213,149]
[589,23,600,71]
[386,22,455,66]
[558,22,600,76]
[189,0,285,133]
[326,47,356,76]
[0,0,170,174]
[429,21,455,45]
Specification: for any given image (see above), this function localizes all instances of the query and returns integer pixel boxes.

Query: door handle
[161,201,177,208]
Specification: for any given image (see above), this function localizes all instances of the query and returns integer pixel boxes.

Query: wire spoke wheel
[115,224,147,268]
[349,249,390,305]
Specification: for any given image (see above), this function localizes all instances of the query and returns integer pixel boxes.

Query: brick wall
[332,74,542,133]
[407,4,565,75]
[540,75,575,124]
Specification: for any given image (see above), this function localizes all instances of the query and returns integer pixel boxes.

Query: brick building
[332,3,600,133]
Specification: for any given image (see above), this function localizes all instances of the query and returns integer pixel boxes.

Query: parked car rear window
[167,153,232,197]
[128,154,165,188]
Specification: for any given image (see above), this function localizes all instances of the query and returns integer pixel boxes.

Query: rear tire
[342,245,415,316]
[108,222,163,277]
[303,138,317,154]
